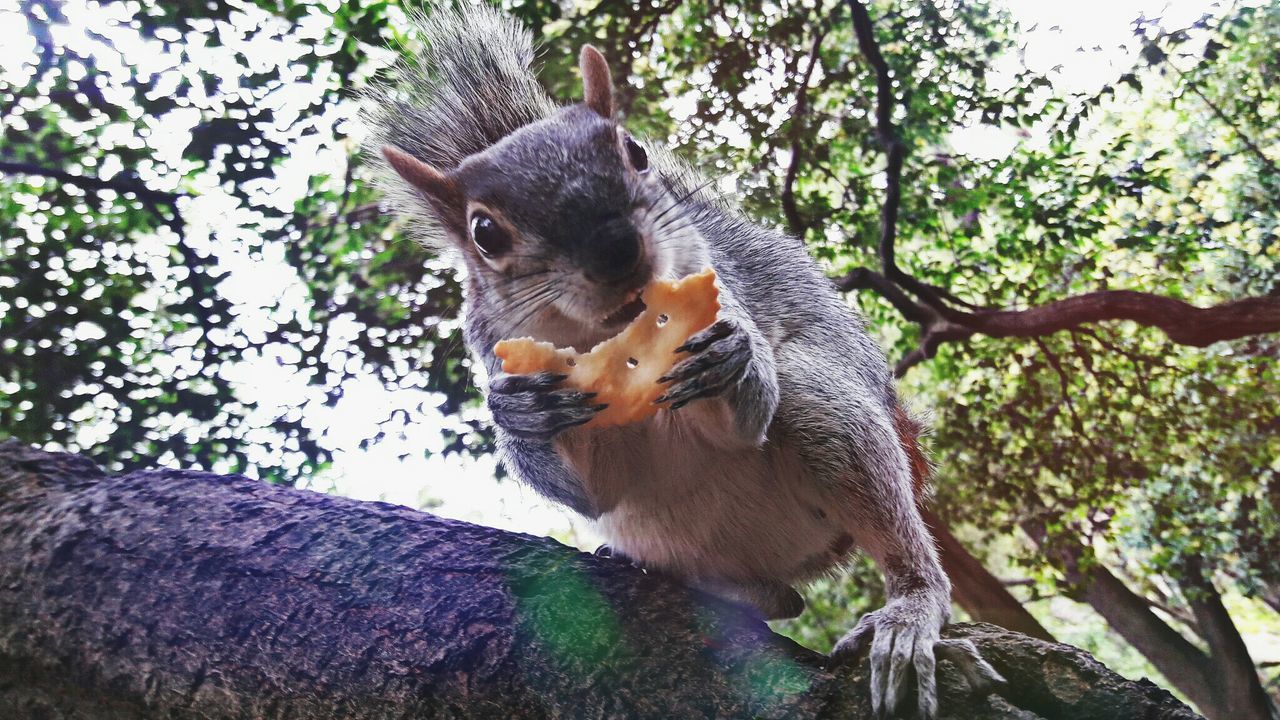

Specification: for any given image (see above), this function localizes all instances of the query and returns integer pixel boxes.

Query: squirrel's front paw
[832,597,1002,720]
[488,372,606,441]
[655,318,751,410]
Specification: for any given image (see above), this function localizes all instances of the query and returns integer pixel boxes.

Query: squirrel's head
[382,46,707,350]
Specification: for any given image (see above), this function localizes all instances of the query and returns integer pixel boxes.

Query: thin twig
[0,160,181,205]
[781,22,829,237]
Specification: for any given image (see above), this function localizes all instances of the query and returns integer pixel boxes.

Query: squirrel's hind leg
[772,340,1003,719]
[689,577,805,621]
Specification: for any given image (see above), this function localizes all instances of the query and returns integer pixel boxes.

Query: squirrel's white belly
[559,402,850,583]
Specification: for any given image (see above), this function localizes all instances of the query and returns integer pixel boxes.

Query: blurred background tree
[1,0,1276,717]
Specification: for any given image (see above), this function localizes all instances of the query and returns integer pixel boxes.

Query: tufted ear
[382,145,464,222]
[579,45,613,119]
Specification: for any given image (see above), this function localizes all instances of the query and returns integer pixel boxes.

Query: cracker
[494,268,721,428]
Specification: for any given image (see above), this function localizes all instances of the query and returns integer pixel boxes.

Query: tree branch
[845,1,904,275]
[1184,81,1280,177]
[1181,557,1274,720]
[956,291,1280,348]
[893,321,974,377]
[834,267,936,326]
[844,270,1280,373]
[327,201,388,227]
[843,0,962,314]
[0,160,181,205]
[1162,50,1280,178]
[834,268,975,377]
[781,24,827,237]
[0,442,1202,719]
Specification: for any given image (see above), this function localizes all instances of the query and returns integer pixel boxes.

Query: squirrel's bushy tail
[363,3,555,172]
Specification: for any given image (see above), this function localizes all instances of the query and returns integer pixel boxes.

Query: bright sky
[1,0,1221,549]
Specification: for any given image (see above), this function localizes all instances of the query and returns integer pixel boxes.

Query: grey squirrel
[366,5,1003,718]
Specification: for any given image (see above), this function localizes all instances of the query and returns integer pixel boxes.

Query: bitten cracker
[494,268,721,428]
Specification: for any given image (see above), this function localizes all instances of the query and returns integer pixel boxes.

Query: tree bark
[1182,558,1276,720]
[1023,519,1276,720]
[0,441,1200,719]
[1022,519,1215,710]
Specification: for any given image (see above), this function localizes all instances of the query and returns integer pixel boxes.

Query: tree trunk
[1182,558,1276,720]
[0,441,1200,719]
[1023,519,1276,720]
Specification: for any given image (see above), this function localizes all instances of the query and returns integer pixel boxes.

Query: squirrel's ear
[382,146,464,219]
[579,45,613,118]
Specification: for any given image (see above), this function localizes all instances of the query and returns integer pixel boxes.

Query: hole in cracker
[626,357,639,369]
[656,313,669,326]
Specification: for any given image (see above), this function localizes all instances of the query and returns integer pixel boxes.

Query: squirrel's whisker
[503,268,552,285]
[492,279,555,318]
[504,286,563,335]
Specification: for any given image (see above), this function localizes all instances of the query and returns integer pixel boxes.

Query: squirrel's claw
[936,638,1006,692]
[656,318,751,409]
[674,318,734,354]
[832,597,978,720]
[593,544,649,571]
[488,372,605,441]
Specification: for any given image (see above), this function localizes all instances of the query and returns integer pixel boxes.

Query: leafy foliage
[1,0,486,479]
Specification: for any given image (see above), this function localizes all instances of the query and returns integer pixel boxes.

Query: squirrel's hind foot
[831,599,1003,720]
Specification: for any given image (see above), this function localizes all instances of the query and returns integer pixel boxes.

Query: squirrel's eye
[623,135,649,174]
[470,213,511,258]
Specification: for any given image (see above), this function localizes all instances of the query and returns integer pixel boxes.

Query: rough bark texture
[0,442,1201,719]
[1021,518,1223,717]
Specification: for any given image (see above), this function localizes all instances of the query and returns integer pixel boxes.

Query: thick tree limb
[1181,558,1275,720]
[951,291,1280,348]
[0,441,1200,719]
[847,275,1280,375]
[1022,519,1211,709]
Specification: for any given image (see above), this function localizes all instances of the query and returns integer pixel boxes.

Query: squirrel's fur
[365,5,1002,718]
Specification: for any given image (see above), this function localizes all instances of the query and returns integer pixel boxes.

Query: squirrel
[366,5,1003,718]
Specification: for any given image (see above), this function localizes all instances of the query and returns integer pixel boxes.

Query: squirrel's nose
[582,217,643,285]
